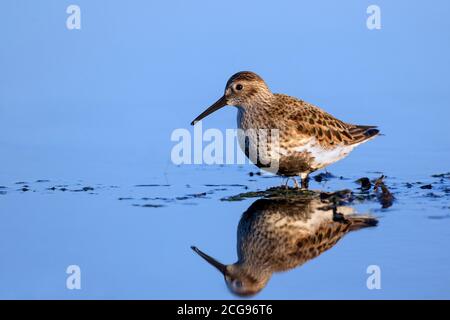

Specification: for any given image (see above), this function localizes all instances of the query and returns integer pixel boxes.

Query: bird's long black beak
[191,246,227,275]
[190,96,227,126]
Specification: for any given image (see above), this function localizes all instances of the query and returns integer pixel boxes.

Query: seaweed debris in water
[374,175,394,209]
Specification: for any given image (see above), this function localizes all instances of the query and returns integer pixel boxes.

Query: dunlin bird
[191,193,377,296]
[191,71,379,188]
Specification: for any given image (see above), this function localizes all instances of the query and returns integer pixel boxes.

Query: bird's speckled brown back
[239,93,379,150]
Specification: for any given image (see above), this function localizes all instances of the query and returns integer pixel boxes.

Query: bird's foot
[301,176,310,189]
[332,207,349,224]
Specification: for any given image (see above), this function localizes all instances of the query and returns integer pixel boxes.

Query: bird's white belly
[293,138,356,169]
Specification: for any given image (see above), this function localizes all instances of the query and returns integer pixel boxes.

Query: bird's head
[191,246,270,297]
[190,71,272,125]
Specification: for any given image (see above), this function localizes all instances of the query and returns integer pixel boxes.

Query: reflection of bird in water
[192,194,377,296]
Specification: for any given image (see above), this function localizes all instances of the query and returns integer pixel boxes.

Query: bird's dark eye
[235,84,243,91]
[233,280,243,288]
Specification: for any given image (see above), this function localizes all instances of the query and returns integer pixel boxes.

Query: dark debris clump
[222,187,317,202]
[431,172,450,179]
[373,175,394,209]
[355,177,372,191]
[313,172,336,183]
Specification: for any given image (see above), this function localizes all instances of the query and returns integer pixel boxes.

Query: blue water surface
[1,0,450,299]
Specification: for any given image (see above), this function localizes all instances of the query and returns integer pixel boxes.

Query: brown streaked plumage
[191,193,378,297]
[191,71,380,188]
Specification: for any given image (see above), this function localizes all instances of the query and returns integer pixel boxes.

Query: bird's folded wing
[278,95,378,147]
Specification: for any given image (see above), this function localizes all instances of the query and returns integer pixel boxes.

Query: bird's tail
[348,125,380,145]
[347,215,378,231]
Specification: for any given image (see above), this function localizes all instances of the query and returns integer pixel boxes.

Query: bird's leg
[302,178,309,189]
[300,173,310,189]
[283,177,290,189]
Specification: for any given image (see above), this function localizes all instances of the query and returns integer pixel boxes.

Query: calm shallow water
[1,1,450,299]
[0,156,449,299]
